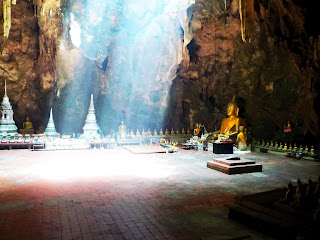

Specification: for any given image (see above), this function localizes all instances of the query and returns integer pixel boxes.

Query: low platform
[117,138,141,145]
[207,157,262,175]
[0,141,32,150]
[123,145,167,154]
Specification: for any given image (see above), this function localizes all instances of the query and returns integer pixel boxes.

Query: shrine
[0,80,17,136]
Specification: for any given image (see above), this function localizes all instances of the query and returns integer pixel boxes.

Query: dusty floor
[0,147,319,240]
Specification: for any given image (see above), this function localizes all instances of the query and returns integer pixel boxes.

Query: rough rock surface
[166,0,320,145]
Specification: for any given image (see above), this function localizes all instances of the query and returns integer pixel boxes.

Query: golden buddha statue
[236,126,247,151]
[215,96,246,137]
[20,116,34,134]
[194,123,200,136]
[23,116,33,130]
[159,128,163,136]
[171,128,175,135]
[165,128,169,135]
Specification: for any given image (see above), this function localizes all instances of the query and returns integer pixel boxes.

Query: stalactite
[239,0,255,42]
[3,0,11,38]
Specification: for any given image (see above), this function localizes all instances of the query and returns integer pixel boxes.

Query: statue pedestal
[207,157,262,175]
[213,142,233,154]
[19,129,34,135]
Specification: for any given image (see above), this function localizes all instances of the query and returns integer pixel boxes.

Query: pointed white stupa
[81,94,100,139]
[44,108,57,137]
[0,80,18,134]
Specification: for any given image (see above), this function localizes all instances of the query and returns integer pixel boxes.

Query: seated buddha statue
[23,116,33,129]
[20,116,34,134]
[215,96,246,137]
[119,120,126,139]
[193,123,200,136]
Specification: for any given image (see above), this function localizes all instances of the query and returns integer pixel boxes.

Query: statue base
[19,129,34,135]
[207,157,262,175]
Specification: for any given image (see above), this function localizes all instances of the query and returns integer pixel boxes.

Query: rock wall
[166,0,320,146]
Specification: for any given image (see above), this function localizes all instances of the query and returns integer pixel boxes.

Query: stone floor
[0,147,319,240]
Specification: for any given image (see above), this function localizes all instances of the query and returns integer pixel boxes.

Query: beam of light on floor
[15,150,176,181]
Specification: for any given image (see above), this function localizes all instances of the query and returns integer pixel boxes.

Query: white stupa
[81,94,100,140]
[44,108,57,137]
[0,80,18,135]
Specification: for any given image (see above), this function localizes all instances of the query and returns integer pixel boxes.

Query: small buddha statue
[187,128,191,135]
[274,142,279,149]
[304,145,309,154]
[176,128,180,135]
[270,141,274,148]
[236,126,247,151]
[265,141,270,148]
[165,128,169,136]
[293,144,297,152]
[282,143,288,151]
[278,142,283,150]
[130,129,134,137]
[194,123,200,136]
[20,116,34,134]
[153,129,158,136]
[23,116,33,130]
[214,96,246,137]
[119,120,126,139]
[159,128,164,136]
[147,129,152,136]
[299,145,303,153]
[288,144,292,151]
[310,146,315,156]
[295,179,304,208]
[171,128,175,136]
[136,129,140,136]
[306,178,315,199]
[142,129,146,136]
[261,140,265,147]
[284,182,294,202]
[181,128,185,135]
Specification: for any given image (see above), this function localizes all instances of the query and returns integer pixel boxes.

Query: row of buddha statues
[254,139,316,157]
[119,125,193,139]
[280,177,320,210]
[119,95,247,139]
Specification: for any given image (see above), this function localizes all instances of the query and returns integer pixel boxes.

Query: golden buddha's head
[227,96,239,117]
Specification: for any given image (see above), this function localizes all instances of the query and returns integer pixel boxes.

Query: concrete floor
[0,147,319,240]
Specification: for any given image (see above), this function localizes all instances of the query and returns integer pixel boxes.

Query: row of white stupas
[0,80,100,139]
